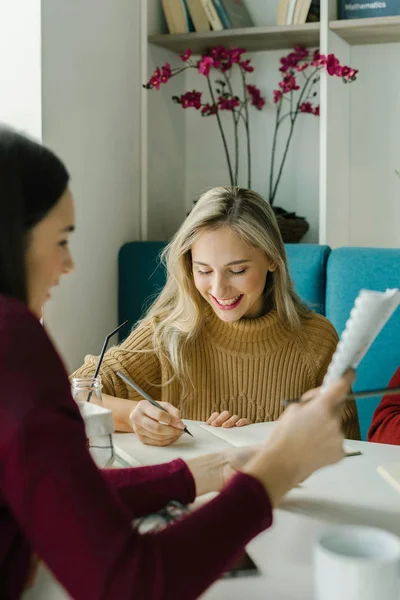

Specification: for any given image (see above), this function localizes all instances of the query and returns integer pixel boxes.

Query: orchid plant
[269,46,358,207]
[144,46,265,188]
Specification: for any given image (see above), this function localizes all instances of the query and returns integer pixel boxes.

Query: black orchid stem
[268,47,358,207]
[269,67,319,206]
[205,74,235,185]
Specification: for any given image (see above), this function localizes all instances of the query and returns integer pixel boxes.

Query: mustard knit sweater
[73,308,360,439]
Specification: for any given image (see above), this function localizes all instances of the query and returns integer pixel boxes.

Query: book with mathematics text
[338,0,400,20]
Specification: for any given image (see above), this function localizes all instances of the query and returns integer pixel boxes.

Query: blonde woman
[74,187,361,445]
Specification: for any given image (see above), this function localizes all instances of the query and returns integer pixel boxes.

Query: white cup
[314,525,400,600]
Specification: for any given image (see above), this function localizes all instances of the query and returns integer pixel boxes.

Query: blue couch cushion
[119,242,331,340]
[285,244,331,315]
[326,247,400,440]
[118,241,166,340]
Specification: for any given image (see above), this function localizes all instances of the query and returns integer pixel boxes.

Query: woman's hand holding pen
[129,401,185,446]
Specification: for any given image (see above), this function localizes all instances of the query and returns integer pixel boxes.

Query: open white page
[113,420,359,467]
[195,421,275,446]
[113,422,234,466]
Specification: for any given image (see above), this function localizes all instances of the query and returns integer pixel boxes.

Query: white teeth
[215,295,241,306]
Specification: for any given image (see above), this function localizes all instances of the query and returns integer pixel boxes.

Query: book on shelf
[277,0,296,25]
[212,0,232,28]
[200,0,224,30]
[338,0,400,20]
[186,0,211,32]
[293,0,313,24]
[219,0,254,29]
[161,0,195,34]
[277,0,320,25]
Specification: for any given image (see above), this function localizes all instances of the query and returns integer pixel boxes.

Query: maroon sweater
[0,295,272,599]
[368,367,400,445]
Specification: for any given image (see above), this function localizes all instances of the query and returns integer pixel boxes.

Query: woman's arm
[102,451,228,518]
[0,405,271,600]
[71,319,162,406]
[72,320,184,444]
[368,367,400,444]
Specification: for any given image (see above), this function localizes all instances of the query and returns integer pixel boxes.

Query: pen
[281,386,400,408]
[116,370,193,437]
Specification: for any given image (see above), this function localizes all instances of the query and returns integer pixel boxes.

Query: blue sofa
[119,243,400,440]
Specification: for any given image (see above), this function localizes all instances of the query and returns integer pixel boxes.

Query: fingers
[300,386,321,402]
[138,433,182,447]
[222,415,240,428]
[140,414,182,436]
[320,372,355,412]
[206,412,220,425]
[160,402,185,430]
[235,418,252,427]
[207,411,252,427]
[129,400,184,447]
[210,411,231,427]
[137,401,184,430]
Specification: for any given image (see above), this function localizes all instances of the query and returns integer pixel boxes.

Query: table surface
[114,423,400,599]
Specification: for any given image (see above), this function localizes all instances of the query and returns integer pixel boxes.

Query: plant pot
[272,207,309,243]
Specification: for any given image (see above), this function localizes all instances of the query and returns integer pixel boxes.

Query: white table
[114,423,400,599]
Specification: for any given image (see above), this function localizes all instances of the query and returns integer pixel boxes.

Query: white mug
[314,525,400,600]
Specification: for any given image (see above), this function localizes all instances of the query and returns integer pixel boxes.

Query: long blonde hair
[144,187,310,392]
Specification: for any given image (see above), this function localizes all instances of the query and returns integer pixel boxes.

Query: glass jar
[71,376,103,406]
[71,376,115,468]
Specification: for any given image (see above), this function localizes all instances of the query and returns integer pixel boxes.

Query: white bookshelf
[140,0,400,248]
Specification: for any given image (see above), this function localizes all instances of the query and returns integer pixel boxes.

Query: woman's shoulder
[118,317,158,352]
[0,294,66,380]
[300,312,339,347]
[0,295,43,345]
[0,296,72,431]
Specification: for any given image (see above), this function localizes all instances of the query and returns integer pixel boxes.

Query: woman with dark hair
[0,127,353,599]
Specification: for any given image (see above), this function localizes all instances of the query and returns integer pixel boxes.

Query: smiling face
[25,188,75,317]
[191,226,276,322]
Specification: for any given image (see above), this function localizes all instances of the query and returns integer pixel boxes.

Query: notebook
[322,289,400,390]
[113,421,359,467]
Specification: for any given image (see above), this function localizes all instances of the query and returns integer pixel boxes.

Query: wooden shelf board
[330,16,400,45]
[148,23,320,55]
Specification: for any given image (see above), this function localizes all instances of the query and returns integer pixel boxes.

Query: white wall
[146,1,187,240]
[147,45,187,240]
[0,0,42,138]
[42,0,142,371]
[349,43,400,247]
